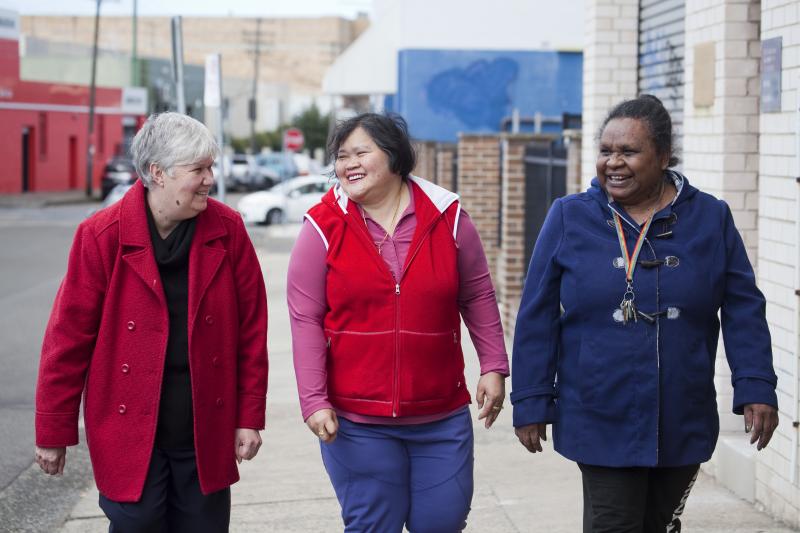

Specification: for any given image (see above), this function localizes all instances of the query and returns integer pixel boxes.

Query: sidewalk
[53,230,796,532]
[0,190,96,209]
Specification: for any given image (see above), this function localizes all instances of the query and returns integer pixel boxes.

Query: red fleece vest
[306,180,471,417]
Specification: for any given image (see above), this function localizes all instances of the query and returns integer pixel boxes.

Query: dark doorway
[68,136,79,189]
[21,127,34,192]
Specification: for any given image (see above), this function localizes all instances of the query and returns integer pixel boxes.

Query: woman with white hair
[34,112,268,532]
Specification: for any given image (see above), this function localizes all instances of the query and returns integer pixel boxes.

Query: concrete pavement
[31,223,798,532]
[0,190,96,208]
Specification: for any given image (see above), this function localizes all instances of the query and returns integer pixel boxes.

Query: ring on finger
[492,405,503,411]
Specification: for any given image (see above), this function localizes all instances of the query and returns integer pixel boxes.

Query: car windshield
[268,181,292,193]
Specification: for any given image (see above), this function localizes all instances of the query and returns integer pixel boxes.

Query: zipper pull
[395,283,400,295]
[453,331,458,344]
[326,337,331,348]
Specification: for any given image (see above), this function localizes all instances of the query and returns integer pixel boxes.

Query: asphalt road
[0,195,294,531]
[0,204,96,532]
[0,204,89,493]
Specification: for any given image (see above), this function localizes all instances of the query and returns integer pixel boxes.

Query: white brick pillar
[581,0,640,190]
[756,0,800,526]
[683,0,762,437]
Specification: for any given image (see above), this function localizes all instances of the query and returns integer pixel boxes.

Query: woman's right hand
[515,423,548,453]
[306,408,339,444]
[35,446,66,475]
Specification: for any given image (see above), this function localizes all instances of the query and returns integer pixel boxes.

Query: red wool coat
[35,181,268,502]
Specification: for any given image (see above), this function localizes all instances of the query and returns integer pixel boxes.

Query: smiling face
[334,126,401,205]
[150,157,215,221]
[596,117,669,208]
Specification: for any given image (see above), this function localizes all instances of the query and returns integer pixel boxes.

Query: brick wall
[457,134,501,282]
[581,0,639,190]
[564,129,583,195]
[683,0,764,442]
[435,145,456,189]
[497,135,532,334]
[413,141,437,182]
[756,0,800,525]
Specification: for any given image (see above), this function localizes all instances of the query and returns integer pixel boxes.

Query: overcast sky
[7,0,372,18]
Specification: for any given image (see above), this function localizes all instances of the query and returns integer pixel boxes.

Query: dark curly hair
[327,113,417,178]
[599,94,680,167]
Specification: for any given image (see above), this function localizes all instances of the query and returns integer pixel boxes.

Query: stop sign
[283,128,305,152]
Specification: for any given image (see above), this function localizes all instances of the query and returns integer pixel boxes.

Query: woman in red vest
[288,113,508,532]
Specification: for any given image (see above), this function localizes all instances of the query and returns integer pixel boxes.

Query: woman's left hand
[235,428,262,463]
[476,371,506,429]
[744,403,779,451]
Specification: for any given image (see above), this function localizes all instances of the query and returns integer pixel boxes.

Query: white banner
[204,54,222,108]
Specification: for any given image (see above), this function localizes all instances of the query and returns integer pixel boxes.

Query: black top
[146,201,197,450]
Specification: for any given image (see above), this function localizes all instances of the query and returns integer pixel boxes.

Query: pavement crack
[231,495,338,508]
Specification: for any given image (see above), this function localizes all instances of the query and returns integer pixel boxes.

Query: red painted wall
[0,38,139,194]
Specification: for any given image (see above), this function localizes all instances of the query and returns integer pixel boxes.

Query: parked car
[254,152,298,185]
[100,157,137,200]
[237,175,332,225]
[229,154,258,191]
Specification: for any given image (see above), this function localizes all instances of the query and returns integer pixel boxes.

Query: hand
[35,446,66,475]
[235,428,262,463]
[476,372,506,429]
[515,423,548,453]
[744,403,778,451]
[306,408,339,443]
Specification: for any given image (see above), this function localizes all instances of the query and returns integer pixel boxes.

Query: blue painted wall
[396,49,582,142]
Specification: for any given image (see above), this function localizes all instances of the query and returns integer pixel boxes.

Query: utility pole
[131,0,138,86]
[85,0,102,197]
[249,18,261,154]
[171,16,186,114]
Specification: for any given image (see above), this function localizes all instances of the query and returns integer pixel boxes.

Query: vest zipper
[393,283,401,416]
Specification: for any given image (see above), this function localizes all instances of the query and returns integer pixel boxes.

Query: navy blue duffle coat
[511,173,778,467]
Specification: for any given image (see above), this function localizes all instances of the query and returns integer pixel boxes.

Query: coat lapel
[119,182,167,306]
[188,203,228,330]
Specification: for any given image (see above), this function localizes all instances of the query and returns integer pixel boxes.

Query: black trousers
[579,463,699,533]
[99,448,231,533]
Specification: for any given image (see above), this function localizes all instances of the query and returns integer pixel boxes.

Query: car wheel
[265,208,285,225]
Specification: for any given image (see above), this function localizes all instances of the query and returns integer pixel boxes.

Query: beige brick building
[20,15,368,136]
[21,15,367,93]
[584,0,800,526]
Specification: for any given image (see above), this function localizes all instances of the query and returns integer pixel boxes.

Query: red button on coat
[216,398,223,407]
[121,364,130,374]
[126,321,135,331]
[205,315,214,325]
[212,357,220,367]
[118,404,127,414]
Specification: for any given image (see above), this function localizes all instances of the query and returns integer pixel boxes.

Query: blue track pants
[321,409,474,533]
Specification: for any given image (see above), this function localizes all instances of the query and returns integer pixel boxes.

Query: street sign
[122,87,148,114]
[283,127,304,152]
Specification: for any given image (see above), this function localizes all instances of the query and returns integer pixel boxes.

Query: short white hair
[131,112,219,188]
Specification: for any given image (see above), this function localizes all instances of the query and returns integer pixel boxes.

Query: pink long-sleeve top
[287,181,509,425]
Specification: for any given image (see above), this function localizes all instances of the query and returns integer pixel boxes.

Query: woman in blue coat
[511,95,779,532]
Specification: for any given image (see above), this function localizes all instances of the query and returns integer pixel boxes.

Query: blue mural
[426,58,519,129]
[396,49,582,142]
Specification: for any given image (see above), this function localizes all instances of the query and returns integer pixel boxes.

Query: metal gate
[638,0,686,141]
[524,140,567,269]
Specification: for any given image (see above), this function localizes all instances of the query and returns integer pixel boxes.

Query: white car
[237,175,333,225]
